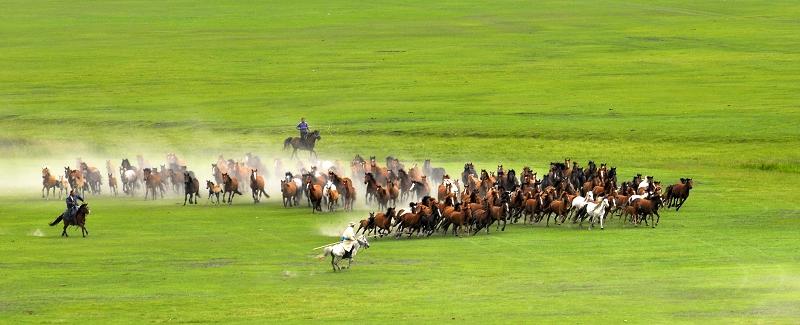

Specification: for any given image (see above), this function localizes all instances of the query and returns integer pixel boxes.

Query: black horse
[283,130,321,159]
[49,203,90,237]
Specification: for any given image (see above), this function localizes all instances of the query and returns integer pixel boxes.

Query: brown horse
[666,178,693,211]
[307,181,323,213]
[357,212,375,235]
[364,172,378,204]
[65,167,87,196]
[41,167,59,199]
[441,203,467,236]
[206,180,222,205]
[375,185,389,211]
[281,179,299,207]
[387,180,399,208]
[327,187,340,212]
[221,173,242,205]
[107,172,118,197]
[143,168,165,200]
[283,130,321,159]
[633,194,665,227]
[373,207,396,236]
[544,192,570,226]
[250,169,270,203]
[49,203,90,237]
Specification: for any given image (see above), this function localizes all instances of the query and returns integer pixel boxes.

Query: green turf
[1,0,800,323]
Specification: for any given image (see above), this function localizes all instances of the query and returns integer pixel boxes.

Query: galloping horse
[284,130,321,159]
[41,167,60,199]
[49,203,90,237]
[318,235,370,272]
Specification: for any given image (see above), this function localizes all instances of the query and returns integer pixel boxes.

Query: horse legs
[676,197,687,211]
[62,224,68,237]
[331,254,337,272]
[184,193,189,206]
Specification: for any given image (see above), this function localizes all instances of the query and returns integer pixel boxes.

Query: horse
[280,179,298,207]
[583,197,612,230]
[318,235,370,272]
[58,176,69,199]
[221,173,242,205]
[364,172,378,204]
[249,169,269,203]
[543,192,570,226]
[206,180,222,205]
[440,203,467,236]
[183,172,200,205]
[357,212,376,235]
[41,167,59,199]
[49,203,90,237]
[80,162,103,195]
[121,168,138,196]
[284,130,321,159]
[142,168,165,200]
[633,194,665,227]
[408,176,430,202]
[307,180,323,213]
[373,207,396,236]
[666,178,693,211]
[64,167,87,196]
[387,180,399,208]
[375,185,389,211]
[107,172,118,197]
[326,183,340,212]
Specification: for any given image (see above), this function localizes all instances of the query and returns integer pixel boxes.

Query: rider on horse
[296,117,309,140]
[340,221,356,258]
[51,189,84,225]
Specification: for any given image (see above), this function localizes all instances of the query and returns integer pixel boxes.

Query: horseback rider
[296,117,309,140]
[340,222,356,258]
[53,189,84,225]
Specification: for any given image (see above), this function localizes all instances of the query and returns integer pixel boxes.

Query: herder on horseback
[297,117,309,140]
[284,117,322,159]
[51,189,84,226]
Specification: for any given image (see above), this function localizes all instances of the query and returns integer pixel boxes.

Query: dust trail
[30,229,44,237]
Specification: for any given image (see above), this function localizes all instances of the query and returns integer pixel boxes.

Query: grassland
[1,0,799,323]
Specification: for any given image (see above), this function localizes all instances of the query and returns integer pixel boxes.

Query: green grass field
[2,0,800,323]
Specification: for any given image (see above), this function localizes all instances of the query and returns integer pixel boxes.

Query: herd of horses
[42,153,272,206]
[41,152,693,238]
[345,158,694,237]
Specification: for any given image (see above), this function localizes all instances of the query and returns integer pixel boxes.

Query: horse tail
[49,215,63,226]
[316,247,331,260]
[283,137,293,150]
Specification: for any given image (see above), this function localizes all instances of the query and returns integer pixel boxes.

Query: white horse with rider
[317,234,370,272]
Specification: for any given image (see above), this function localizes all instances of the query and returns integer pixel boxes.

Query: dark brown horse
[284,130,321,159]
[633,194,664,227]
[49,203,90,237]
[373,207,396,236]
[222,173,242,205]
[183,172,200,205]
[666,178,693,211]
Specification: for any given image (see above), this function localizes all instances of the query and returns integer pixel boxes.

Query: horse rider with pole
[312,221,357,252]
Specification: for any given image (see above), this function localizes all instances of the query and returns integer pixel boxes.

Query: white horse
[122,169,138,195]
[584,197,612,230]
[570,192,594,219]
[318,235,370,272]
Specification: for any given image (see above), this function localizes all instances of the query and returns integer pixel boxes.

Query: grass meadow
[1,0,799,323]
